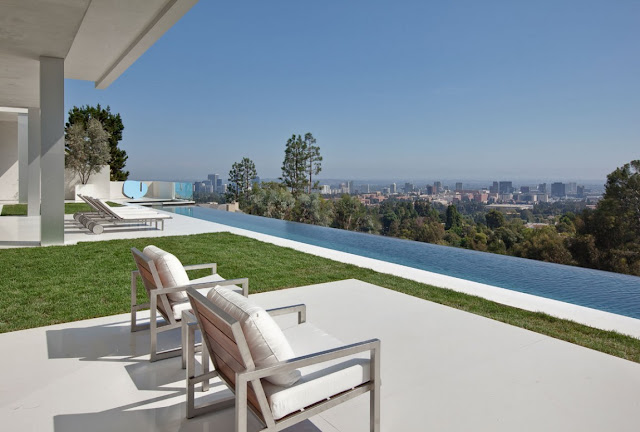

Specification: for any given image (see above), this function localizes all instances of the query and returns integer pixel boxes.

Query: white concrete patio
[0,279,638,432]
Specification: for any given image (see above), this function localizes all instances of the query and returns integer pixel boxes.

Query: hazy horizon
[64,1,639,182]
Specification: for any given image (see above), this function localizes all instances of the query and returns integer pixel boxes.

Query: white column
[40,57,65,246]
[18,113,28,203]
[27,107,41,217]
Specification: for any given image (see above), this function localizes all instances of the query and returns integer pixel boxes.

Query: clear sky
[64,0,640,183]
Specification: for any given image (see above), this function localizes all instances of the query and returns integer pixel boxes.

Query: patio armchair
[130,246,249,362]
[185,285,381,432]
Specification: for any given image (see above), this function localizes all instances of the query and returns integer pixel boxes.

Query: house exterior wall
[64,164,110,200]
[0,120,18,201]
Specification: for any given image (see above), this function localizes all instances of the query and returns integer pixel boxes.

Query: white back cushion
[207,286,301,387]
[143,245,189,303]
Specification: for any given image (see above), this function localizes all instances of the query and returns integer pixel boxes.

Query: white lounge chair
[130,246,249,363]
[75,195,171,233]
[185,285,381,431]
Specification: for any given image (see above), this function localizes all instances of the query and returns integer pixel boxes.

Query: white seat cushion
[169,275,241,321]
[262,323,371,420]
[207,286,301,387]
[143,245,190,303]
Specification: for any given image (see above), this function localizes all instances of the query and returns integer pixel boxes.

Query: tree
[280,134,309,195]
[445,205,462,231]
[65,118,111,184]
[227,157,257,203]
[303,133,322,193]
[66,104,127,180]
[485,209,505,229]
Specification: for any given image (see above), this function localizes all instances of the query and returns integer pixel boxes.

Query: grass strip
[1,202,122,216]
[0,232,638,363]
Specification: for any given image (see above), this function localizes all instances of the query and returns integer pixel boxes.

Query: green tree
[333,195,376,232]
[227,157,257,203]
[66,104,127,181]
[445,205,462,231]
[291,193,333,226]
[485,209,505,229]
[64,118,111,184]
[280,134,309,195]
[246,182,295,220]
[304,133,322,193]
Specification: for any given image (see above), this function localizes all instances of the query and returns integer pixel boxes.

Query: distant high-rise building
[425,185,434,195]
[390,183,397,194]
[551,182,566,197]
[455,182,463,191]
[499,181,513,194]
[362,184,370,193]
[320,185,331,194]
[538,183,547,194]
[489,181,499,194]
[566,182,577,195]
[382,187,391,195]
[577,185,585,197]
[520,186,530,194]
[404,182,414,193]
[433,181,442,193]
[347,180,354,194]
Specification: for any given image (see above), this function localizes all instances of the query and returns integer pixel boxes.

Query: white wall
[64,164,110,200]
[0,120,18,201]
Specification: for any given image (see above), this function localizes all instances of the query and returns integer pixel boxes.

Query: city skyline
[64,1,640,181]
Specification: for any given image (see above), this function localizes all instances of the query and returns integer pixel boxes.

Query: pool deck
[1,210,639,338]
[1,279,639,432]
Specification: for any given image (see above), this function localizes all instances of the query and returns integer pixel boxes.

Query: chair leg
[236,379,248,432]
[370,344,381,432]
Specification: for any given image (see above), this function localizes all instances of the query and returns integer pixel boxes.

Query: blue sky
[65,0,640,183]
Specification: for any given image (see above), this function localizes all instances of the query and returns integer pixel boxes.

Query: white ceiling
[0,0,198,108]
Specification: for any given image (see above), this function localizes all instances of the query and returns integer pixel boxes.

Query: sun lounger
[75,195,171,233]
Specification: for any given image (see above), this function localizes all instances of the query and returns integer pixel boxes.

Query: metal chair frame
[130,247,249,362]
[185,287,381,432]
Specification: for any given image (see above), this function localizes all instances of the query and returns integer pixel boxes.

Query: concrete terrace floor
[1,279,639,432]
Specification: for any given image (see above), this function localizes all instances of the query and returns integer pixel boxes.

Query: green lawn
[1,202,122,216]
[0,232,638,363]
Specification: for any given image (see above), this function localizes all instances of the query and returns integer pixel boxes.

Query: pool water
[162,206,640,319]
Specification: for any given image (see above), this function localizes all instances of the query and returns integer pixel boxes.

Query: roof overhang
[0,0,199,108]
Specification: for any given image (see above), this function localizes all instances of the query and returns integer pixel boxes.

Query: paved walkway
[0,280,638,431]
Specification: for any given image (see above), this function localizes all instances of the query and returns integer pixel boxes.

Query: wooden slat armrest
[240,339,381,382]
[183,263,217,274]
[266,304,306,324]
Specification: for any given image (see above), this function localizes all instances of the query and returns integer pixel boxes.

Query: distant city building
[455,182,463,191]
[489,181,499,194]
[425,185,434,195]
[520,186,530,194]
[404,182,414,193]
[538,183,547,194]
[347,180,354,194]
[566,182,577,195]
[551,182,566,197]
[382,187,391,195]
[433,181,442,193]
[390,183,397,194]
[362,184,370,193]
[577,185,585,197]
[320,185,331,194]
[499,181,513,194]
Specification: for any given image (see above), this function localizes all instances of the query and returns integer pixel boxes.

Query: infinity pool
[162,206,640,319]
